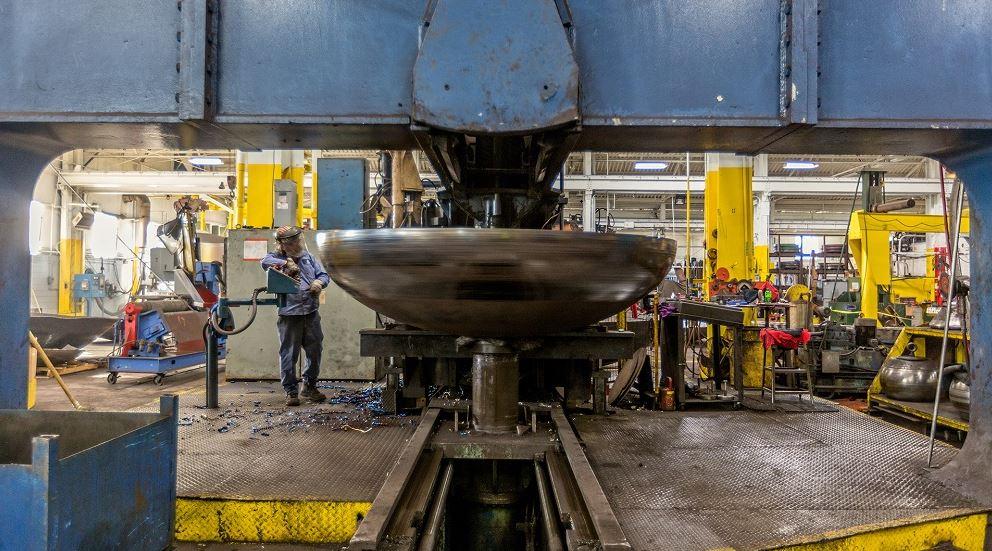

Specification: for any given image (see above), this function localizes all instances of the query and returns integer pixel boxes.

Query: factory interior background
[5,4,992,551]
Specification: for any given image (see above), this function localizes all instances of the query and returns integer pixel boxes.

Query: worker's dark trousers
[277,311,323,394]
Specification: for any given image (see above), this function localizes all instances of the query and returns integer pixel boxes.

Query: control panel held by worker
[260,226,330,407]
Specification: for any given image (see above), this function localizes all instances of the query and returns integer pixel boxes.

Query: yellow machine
[847,210,969,322]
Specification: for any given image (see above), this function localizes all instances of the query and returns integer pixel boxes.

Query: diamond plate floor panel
[573,407,978,550]
[132,381,418,502]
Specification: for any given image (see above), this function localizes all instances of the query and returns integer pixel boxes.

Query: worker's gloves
[283,258,301,278]
[309,280,324,295]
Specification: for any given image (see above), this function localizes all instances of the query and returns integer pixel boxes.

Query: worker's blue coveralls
[260,251,330,394]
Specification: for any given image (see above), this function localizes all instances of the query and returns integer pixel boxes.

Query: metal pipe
[652,291,661,397]
[533,460,564,551]
[135,298,192,313]
[417,462,454,551]
[206,327,220,409]
[685,152,692,293]
[28,331,82,410]
[928,184,965,467]
[871,197,916,213]
[938,164,952,250]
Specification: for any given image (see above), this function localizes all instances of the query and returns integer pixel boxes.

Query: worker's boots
[301,383,327,403]
[285,393,301,407]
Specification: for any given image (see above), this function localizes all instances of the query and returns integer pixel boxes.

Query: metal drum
[319,229,677,337]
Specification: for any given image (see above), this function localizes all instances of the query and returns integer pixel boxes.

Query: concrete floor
[34,363,210,412]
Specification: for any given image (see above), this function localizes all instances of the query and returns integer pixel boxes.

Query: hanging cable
[839,173,862,272]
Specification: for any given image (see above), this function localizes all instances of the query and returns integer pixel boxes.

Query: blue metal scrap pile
[176,384,413,438]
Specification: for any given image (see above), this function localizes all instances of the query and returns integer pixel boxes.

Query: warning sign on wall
[243,239,269,261]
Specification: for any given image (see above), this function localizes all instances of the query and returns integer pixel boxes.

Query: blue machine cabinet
[0,396,179,551]
[315,157,370,230]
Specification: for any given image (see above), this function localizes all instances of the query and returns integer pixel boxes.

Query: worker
[261,226,329,406]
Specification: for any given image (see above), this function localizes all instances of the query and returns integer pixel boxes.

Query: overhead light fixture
[189,156,224,166]
[634,161,669,170]
[783,161,819,170]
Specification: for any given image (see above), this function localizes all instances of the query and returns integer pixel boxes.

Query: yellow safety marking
[763,509,987,551]
[175,498,371,544]
[869,394,970,432]
[754,244,770,280]
[58,237,84,315]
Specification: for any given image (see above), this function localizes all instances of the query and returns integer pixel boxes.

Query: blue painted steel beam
[0,1,989,152]
[933,149,992,503]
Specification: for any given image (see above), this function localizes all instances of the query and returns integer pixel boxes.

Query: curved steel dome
[319,229,677,338]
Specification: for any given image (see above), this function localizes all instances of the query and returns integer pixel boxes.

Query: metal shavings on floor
[137,381,419,502]
[174,383,415,437]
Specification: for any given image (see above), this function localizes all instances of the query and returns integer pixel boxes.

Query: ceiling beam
[60,171,230,194]
[562,175,944,196]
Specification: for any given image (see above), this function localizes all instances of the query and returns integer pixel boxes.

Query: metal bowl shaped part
[318,229,677,337]
[879,355,941,402]
[949,371,970,420]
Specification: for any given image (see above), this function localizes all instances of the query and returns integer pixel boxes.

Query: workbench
[660,300,745,407]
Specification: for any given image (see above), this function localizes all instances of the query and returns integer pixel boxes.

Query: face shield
[278,234,305,258]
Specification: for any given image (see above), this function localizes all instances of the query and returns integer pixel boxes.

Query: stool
[759,328,814,404]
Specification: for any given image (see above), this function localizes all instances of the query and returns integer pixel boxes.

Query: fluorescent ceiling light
[634,161,669,170]
[189,157,224,166]
[783,161,819,170]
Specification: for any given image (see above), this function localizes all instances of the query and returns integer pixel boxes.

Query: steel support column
[933,151,992,503]
[754,190,772,280]
[703,153,755,297]
[582,188,596,232]
[0,146,62,408]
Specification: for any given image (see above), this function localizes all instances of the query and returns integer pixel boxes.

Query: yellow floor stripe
[175,498,371,543]
[766,509,987,551]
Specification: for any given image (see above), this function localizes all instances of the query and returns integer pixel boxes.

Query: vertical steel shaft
[928,183,965,466]
[206,328,219,409]
[471,353,519,432]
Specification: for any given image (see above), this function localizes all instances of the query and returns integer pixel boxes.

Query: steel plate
[318,229,677,337]
[38,346,84,366]
[30,314,116,349]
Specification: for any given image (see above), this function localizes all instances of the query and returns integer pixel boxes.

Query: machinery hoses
[208,286,267,336]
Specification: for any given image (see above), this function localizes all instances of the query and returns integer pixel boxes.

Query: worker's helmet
[275,225,303,241]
